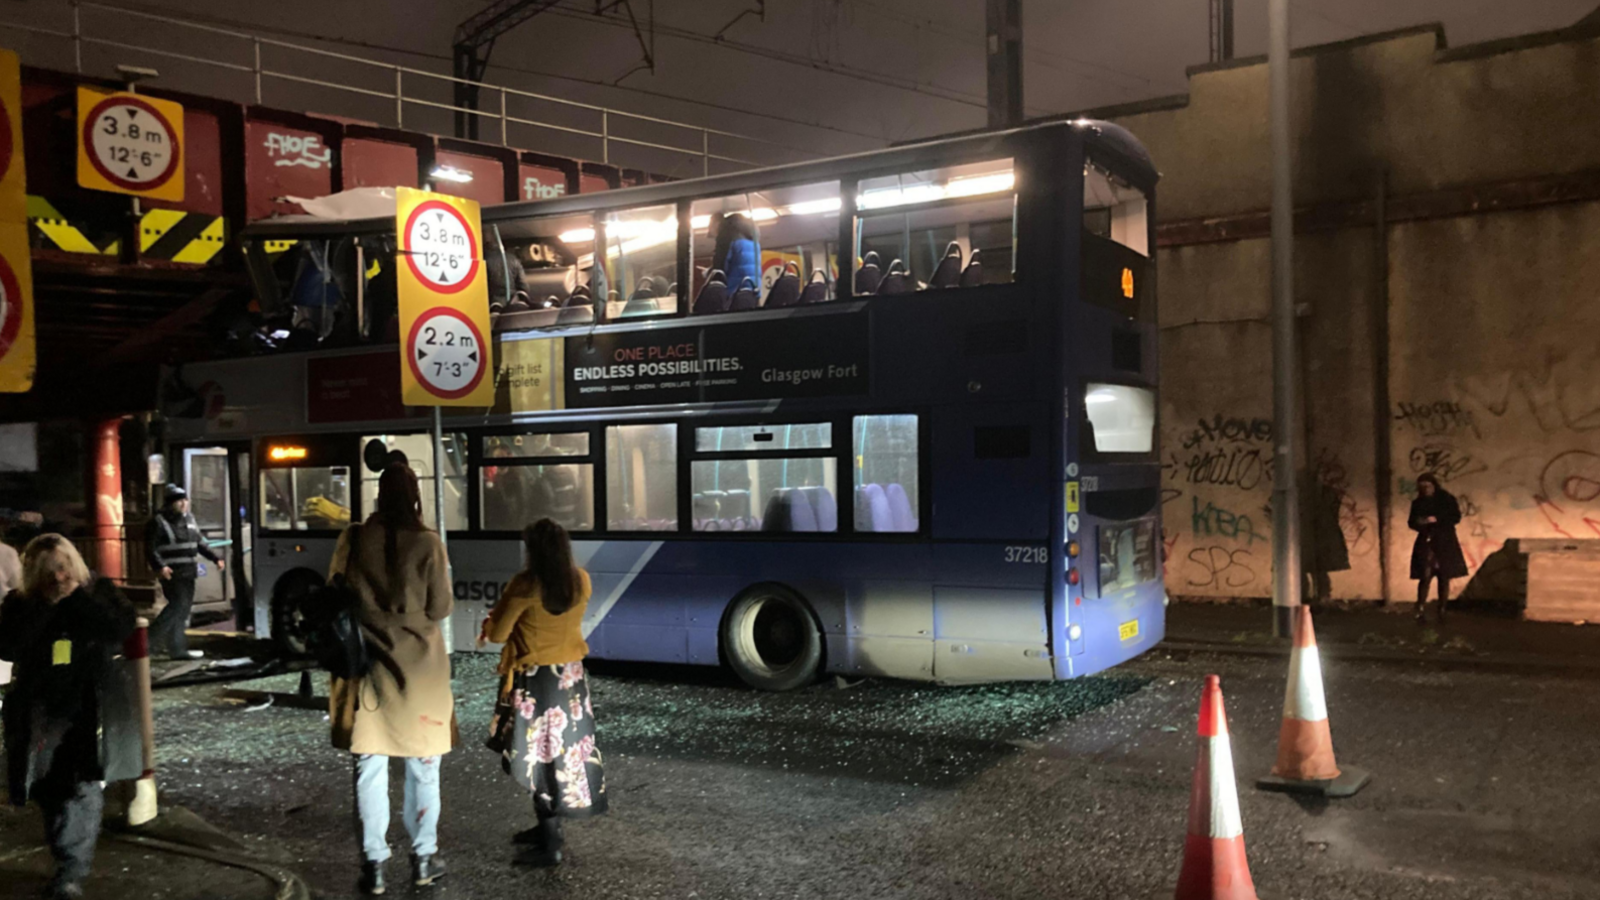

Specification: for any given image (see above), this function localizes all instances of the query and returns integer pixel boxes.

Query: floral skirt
[488,661,607,818]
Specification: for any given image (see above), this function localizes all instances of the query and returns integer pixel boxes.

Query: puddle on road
[150,656,1147,788]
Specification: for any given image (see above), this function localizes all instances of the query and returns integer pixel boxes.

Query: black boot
[514,817,563,867]
[412,854,447,886]
[358,861,386,896]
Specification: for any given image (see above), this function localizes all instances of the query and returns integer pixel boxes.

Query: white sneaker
[179,650,204,660]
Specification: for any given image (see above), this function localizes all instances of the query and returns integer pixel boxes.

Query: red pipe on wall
[92,418,125,581]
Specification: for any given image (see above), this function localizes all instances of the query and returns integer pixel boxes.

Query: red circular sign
[405,306,487,400]
[81,94,181,192]
[402,200,480,295]
[0,254,23,358]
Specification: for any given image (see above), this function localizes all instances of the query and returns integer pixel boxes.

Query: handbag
[485,672,516,755]
[307,523,371,681]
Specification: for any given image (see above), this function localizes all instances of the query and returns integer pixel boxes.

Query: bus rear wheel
[721,585,823,692]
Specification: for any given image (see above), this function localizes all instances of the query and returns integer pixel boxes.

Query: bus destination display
[565,313,868,408]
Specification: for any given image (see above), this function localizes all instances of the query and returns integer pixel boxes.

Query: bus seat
[761,490,793,531]
[959,249,984,287]
[799,269,829,305]
[622,277,662,316]
[854,251,882,295]
[723,489,754,528]
[555,305,594,326]
[693,491,720,529]
[764,261,802,308]
[801,486,837,531]
[928,242,963,289]
[877,259,916,295]
[565,284,595,307]
[693,269,730,315]
[729,276,761,312]
[886,483,916,532]
[856,483,891,532]
[789,489,819,532]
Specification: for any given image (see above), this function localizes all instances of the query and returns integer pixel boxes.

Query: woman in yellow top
[480,518,606,867]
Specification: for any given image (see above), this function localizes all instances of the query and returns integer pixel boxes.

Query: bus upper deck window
[1084,161,1148,257]
[689,182,841,314]
[492,211,597,333]
[854,159,1015,294]
[603,205,679,321]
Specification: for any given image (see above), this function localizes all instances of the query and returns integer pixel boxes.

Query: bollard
[125,616,159,826]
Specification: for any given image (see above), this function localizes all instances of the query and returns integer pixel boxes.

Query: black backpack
[308,523,371,681]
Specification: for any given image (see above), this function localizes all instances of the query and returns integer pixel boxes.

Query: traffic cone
[1174,675,1259,900]
[1256,605,1370,797]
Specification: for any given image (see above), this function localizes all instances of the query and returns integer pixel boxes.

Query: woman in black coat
[0,534,136,899]
[1408,474,1468,623]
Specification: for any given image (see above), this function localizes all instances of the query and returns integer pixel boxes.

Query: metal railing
[1,1,810,176]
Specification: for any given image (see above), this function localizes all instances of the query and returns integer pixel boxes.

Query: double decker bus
[166,119,1162,689]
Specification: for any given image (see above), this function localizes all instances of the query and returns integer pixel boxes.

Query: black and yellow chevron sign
[28,195,225,264]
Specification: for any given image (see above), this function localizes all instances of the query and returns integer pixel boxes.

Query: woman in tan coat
[480,518,606,868]
[328,463,455,895]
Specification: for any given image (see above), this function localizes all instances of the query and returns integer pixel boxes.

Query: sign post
[396,187,495,653]
[0,49,33,394]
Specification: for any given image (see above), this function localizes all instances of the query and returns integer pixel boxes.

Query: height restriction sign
[76,87,185,202]
[396,187,494,406]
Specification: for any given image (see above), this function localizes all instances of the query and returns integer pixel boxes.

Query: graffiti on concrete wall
[1185,545,1258,590]
[1394,400,1478,438]
[1534,449,1600,538]
[1180,414,1273,449]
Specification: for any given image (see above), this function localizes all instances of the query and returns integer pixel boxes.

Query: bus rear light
[1066,568,1080,586]
[1066,540,1080,558]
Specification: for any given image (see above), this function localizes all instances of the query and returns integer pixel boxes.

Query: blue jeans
[352,754,441,863]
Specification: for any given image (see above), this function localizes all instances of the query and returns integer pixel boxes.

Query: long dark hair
[521,518,579,615]
[372,463,426,585]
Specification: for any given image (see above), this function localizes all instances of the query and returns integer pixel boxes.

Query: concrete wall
[1108,24,1600,604]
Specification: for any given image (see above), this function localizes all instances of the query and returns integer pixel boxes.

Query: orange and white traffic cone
[1256,605,1369,797]
[1174,675,1259,900]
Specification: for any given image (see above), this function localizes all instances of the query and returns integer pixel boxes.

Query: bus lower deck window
[852,415,919,532]
[260,466,351,531]
[692,459,838,532]
[605,424,678,531]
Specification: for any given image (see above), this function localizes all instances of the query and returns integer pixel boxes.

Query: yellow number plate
[1118,619,1140,642]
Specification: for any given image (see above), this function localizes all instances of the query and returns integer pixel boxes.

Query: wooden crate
[1523,539,1600,623]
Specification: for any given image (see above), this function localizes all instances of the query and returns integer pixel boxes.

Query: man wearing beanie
[145,484,223,660]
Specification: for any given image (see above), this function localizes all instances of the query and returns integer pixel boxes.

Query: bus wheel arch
[718,582,825,692]
[268,567,325,659]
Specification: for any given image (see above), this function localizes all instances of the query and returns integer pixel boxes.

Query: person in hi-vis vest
[145,484,222,660]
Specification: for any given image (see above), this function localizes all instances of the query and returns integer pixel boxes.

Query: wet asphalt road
[145,647,1600,900]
